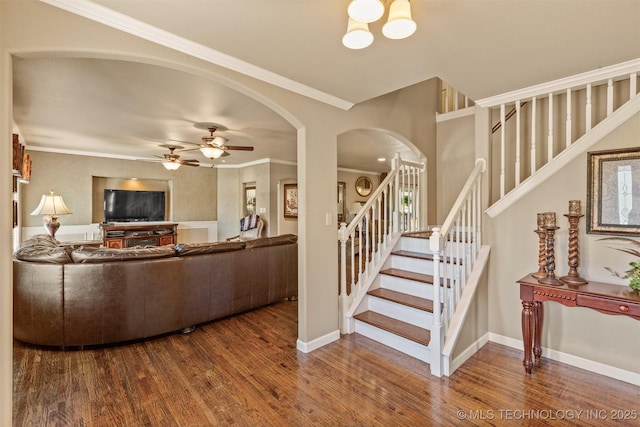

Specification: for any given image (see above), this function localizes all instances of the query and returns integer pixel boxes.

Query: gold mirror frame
[355,176,373,197]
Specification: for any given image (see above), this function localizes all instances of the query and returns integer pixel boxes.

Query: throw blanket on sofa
[240,214,259,231]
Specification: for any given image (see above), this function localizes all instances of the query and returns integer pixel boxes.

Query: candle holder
[532,213,547,279]
[560,201,588,285]
[539,213,563,286]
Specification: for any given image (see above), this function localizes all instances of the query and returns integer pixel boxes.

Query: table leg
[521,300,535,374]
[533,302,543,362]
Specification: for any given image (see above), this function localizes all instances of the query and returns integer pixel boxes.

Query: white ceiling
[12,0,640,172]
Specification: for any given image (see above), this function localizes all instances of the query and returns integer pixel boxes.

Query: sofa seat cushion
[244,234,298,249]
[70,245,176,263]
[175,241,245,256]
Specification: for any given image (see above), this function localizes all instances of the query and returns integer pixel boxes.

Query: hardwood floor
[13,300,639,426]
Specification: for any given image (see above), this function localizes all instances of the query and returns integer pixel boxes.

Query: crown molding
[39,0,354,111]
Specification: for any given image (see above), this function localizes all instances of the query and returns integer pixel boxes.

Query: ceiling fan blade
[180,161,200,167]
[224,145,254,151]
[168,139,199,147]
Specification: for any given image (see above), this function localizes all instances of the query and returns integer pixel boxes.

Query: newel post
[338,222,350,333]
[392,153,400,233]
[429,226,444,377]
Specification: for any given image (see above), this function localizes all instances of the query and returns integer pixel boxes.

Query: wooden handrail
[491,101,528,133]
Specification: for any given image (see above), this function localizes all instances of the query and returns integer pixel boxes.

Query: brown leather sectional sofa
[13,234,298,347]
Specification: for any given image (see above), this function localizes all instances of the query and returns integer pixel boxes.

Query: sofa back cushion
[175,241,245,256]
[70,245,176,263]
[14,234,72,264]
[244,234,298,249]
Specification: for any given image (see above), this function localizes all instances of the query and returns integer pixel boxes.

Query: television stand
[100,223,178,248]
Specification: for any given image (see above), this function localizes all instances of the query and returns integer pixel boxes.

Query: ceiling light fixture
[348,0,385,23]
[162,161,181,171]
[200,146,225,159]
[343,0,416,49]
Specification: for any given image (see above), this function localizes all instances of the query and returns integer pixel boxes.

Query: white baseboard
[489,333,640,386]
[445,332,490,376]
[297,329,340,353]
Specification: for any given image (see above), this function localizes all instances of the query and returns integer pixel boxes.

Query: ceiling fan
[176,126,254,160]
[154,145,200,170]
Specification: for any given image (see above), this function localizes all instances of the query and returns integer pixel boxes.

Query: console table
[517,274,640,374]
[100,223,178,248]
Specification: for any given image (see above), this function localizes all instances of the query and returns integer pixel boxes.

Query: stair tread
[392,250,463,264]
[354,311,430,346]
[368,288,434,312]
[380,268,451,287]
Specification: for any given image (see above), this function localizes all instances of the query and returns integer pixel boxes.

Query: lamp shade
[348,0,385,23]
[200,146,225,159]
[30,190,72,217]
[382,0,417,39]
[162,161,181,170]
[342,18,374,49]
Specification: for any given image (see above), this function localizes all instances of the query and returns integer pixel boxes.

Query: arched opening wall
[1,2,440,424]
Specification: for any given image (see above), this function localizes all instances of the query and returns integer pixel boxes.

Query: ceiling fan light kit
[200,145,225,159]
[343,0,416,49]
[162,161,181,171]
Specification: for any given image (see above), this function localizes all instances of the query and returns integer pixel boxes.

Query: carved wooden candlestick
[538,212,563,286]
[532,213,547,279]
[560,201,588,285]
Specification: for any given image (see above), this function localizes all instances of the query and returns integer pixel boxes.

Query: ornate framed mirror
[355,176,373,197]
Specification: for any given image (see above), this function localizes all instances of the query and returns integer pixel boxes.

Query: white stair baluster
[531,96,537,174]
[566,88,572,148]
[500,103,506,198]
[607,78,614,116]
[586,84,592,131]
[515,100,521,186]
[547,92,554,162]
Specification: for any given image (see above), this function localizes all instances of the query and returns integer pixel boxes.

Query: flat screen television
[104,189,166,222]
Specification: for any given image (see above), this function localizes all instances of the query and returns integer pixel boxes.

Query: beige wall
[436,114,476,223]
[486,112,640,373]
[21,151,217,228]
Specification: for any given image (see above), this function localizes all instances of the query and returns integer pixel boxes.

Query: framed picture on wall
[587,148,640,235]
[337,182,346,223]
[244,185,256,216]
[284,184,298,218]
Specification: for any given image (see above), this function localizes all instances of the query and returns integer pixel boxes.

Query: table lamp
[30,190,72,239]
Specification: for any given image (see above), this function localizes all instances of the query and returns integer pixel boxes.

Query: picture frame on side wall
[587,147,640,235]
[284,184,298,219]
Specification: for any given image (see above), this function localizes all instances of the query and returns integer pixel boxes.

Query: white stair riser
[388,256,432,273]
[398,237,431,253]
[388,255,461,277]
[354,320,431,363]
[378,275,446,300]
[367,295,433,329]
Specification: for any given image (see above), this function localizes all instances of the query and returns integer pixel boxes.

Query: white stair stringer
[354,318,432,363]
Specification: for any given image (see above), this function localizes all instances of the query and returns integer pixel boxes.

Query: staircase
[354,232,437,362]
[342,59,639,378]
[340,157,487,377]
